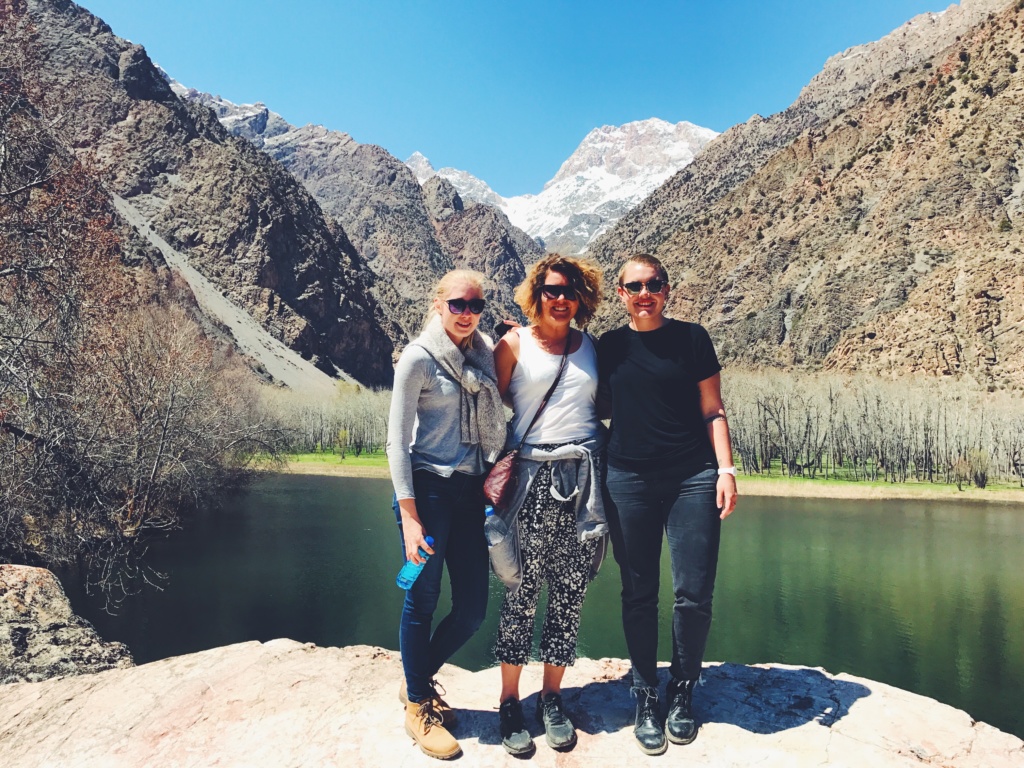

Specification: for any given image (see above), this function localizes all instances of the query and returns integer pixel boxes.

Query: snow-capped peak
[404,154,505,209]
[548,118,717,188]
[405,152,436,183]
[407,117,718,254]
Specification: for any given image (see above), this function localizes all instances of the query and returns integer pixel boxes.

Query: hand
[403,523,435,565]
[717,473,737,520]
[398,500,435,564]
[493,318,521,338]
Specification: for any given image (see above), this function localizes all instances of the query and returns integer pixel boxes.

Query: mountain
[177,89,537,339]
[407,152,506,209]
[8,0,397,388]
[407,118,718,255]
[589,0,1024,390]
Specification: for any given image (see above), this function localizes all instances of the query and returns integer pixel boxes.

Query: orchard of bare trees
[271,365,1024,494]
[270,386,392,457]
[723,370,1024,488]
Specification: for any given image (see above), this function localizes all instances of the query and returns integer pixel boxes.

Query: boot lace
[416,700,444,730]
[541,693,569,726]
[632,686,660,724]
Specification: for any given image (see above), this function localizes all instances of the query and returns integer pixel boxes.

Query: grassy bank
[263,452,1024,504]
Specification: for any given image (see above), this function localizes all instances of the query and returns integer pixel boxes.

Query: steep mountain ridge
[408,118,718,255]
[9,0,397,387]
[589,0,1011,270]
[591,0,1024,390]
[179,88,536,338]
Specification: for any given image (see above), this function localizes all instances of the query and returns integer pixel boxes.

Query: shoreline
[266,461,1024,504]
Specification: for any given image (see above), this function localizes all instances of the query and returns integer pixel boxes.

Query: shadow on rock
[548,662,872,737]
[698,663,871,733]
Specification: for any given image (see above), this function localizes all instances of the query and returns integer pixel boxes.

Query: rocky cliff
[589,0,1024,390]
[179,89,535,339]
[9,0,397,386]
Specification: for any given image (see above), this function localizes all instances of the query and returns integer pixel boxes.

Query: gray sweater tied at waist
[487,431,609,591]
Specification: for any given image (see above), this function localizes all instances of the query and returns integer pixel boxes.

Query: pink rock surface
[1,638,1021,767]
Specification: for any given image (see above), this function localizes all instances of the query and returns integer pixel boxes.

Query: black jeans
[605,464,721,688]
[394,470,489,703]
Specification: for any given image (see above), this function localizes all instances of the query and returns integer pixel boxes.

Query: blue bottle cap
[424,536,435,546]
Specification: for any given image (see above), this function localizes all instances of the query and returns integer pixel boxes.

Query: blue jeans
[394,469,489,703]
[605,464,721,688]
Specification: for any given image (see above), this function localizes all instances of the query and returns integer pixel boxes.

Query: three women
[386,253,737,759]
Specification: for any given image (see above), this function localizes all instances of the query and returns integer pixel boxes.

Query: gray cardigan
[386,346,487,499]
[487,431,609,591]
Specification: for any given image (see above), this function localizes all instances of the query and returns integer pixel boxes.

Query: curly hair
[617,253,669,286]
[513,254,603,328]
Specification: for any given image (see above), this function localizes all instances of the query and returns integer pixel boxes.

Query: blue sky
[83,0,954,196]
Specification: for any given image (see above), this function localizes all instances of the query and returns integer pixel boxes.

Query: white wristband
[717,466,736,476]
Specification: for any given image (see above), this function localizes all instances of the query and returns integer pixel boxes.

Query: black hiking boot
[633,686,667,755]
[666,677,698,745]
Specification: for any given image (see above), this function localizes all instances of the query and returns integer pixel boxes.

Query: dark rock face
[16,0,395,386]
[117,44,177,104]
[432,197,539,332]
[422,176,464,222]
[189,94,536,342]
[0,566,133,683]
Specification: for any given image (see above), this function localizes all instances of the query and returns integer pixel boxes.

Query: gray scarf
[410,315,506,463]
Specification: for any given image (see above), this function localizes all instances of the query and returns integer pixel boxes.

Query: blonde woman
[386,270,506,760]
[489,254,608,755]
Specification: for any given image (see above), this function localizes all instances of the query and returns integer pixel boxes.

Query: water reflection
[61,474,1024,739]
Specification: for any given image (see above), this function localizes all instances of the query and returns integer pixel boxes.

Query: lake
[61,473,1024,739]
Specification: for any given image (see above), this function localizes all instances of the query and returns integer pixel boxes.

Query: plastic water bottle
[484,505,509,547]
[396,536,435,590]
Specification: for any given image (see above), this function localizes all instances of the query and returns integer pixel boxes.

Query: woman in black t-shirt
[597,253,737,756]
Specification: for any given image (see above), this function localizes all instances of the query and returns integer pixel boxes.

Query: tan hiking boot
[398,679,457,726]
[405,700,461,760]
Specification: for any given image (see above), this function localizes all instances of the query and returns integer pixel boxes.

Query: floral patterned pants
[494,458,599,667]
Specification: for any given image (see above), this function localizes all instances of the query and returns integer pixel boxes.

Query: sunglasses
[539,285,579,301]
[621,279,667,296]
[445,298,486,315]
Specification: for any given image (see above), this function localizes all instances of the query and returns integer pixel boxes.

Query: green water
[62,474,1024,738]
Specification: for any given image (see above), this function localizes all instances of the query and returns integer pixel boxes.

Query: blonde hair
[513,254,602,328]
[617,253,669,286]
[423,269,488,330]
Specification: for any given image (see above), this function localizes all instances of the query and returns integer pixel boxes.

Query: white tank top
[508,329,599,445]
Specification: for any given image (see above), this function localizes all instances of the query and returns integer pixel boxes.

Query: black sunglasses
[539,284,579,301]
[446,298,486,315]
[621,279,667,296]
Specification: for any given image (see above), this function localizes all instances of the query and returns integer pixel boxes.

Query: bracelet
[717,466,736,476]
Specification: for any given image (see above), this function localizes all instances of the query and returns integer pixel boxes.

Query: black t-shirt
[598,319,722,474]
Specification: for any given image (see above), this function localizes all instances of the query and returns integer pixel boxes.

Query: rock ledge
[1,638,1021,767]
